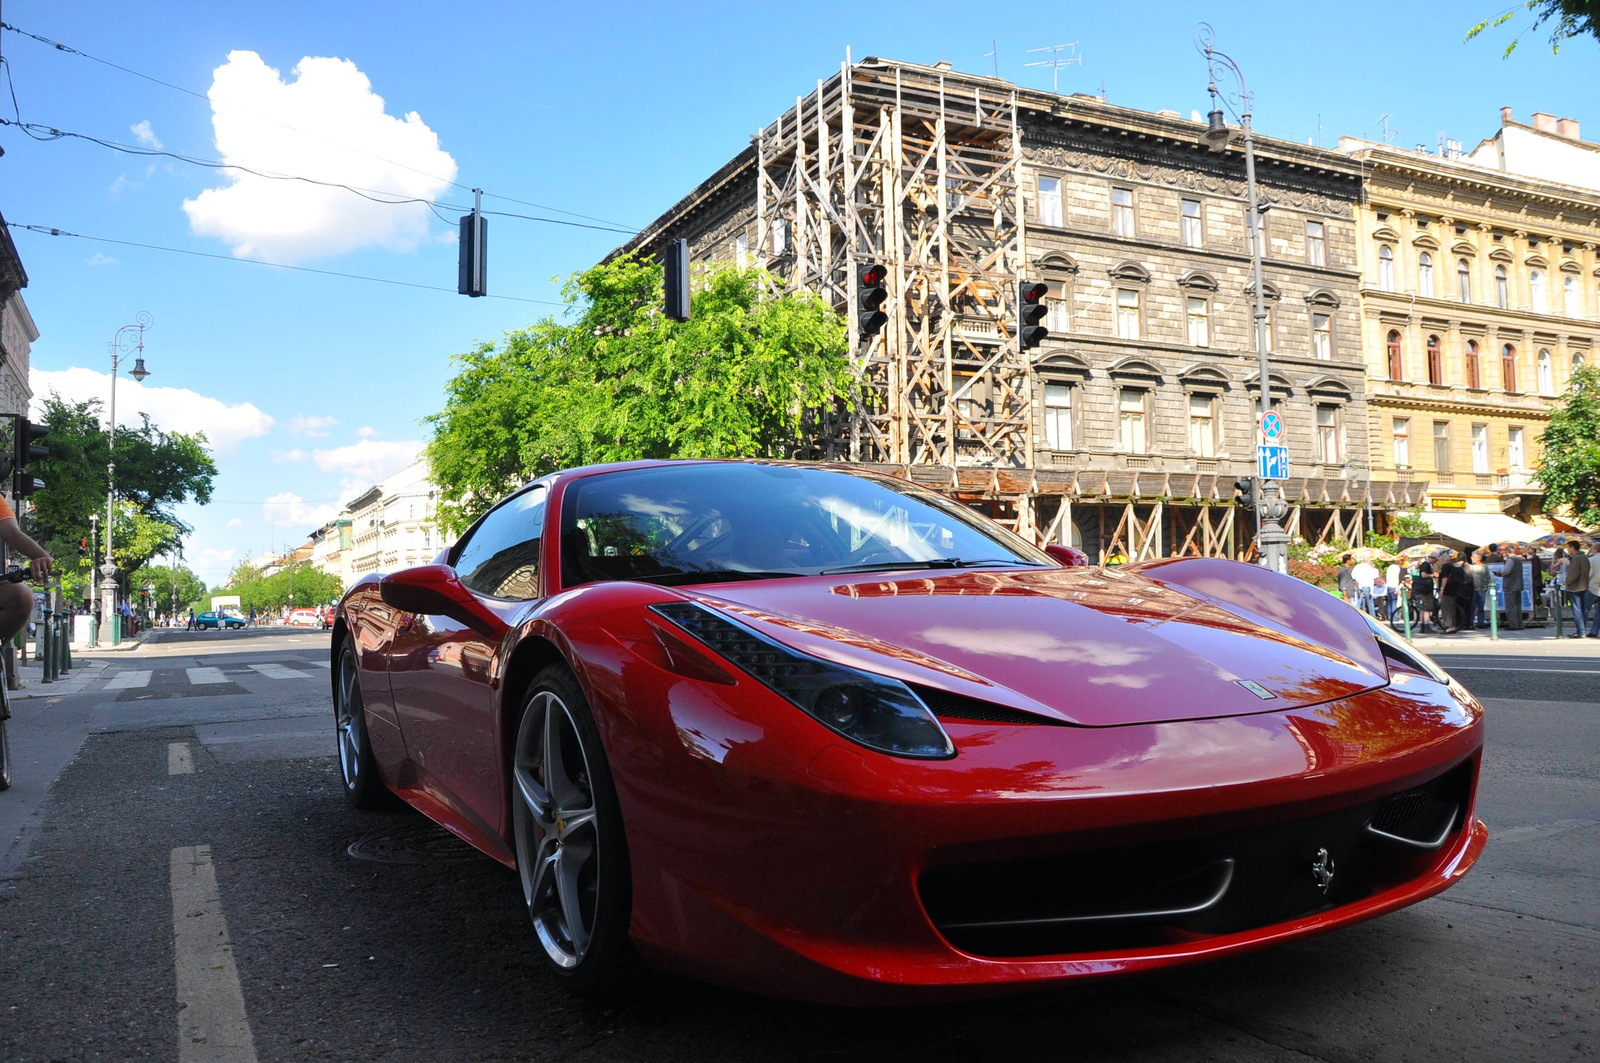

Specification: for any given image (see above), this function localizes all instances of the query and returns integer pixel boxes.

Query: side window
[453,486,548,599]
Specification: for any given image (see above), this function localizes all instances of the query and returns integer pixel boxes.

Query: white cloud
[262,491,339,529]
[108,173,127,199]
[357,425,376,438]
[130,120,163,149]
[272,448,308,463]
[182,50,457,261]
[85,252,118,267]
[226,518,245,529]
[191,547,237,578]
[313,438,423,483]
[29,367,274,453]
[288,415,337,437]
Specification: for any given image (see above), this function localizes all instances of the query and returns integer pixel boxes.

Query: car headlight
[1362,613,1451,683]
[650,601,955,760]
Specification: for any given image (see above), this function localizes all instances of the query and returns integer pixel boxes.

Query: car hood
[684,560,1389,728]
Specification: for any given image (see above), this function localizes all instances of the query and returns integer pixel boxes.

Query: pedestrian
[186,607,195,631]
[1437,557,1464,634]
[1587,542,1600,638]
[1336,555,1357,605]
[1467,551,1491,629]
[1371,572,1391,622]
[1501,546,1525,630]
[1412,563,1438,633]
[1385,557,1404,622]
[1561,540,1590,638]
[1351,556,1378,614]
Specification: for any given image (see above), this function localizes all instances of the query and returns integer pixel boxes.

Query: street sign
[1259,410,1284,441]
[1257,444,1289,480]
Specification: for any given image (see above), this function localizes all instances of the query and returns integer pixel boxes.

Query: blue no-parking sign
[1257,444,1289,480]
[1259,410,1284,441]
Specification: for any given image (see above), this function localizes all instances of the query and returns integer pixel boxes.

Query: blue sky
[4,0,1597,586]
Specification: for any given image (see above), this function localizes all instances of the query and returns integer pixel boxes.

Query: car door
[389,485,547,838]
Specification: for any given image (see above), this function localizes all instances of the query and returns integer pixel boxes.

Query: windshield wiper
[628,569,802,587]
[820,557,1034,575]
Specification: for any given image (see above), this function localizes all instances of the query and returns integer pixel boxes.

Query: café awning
[1421,512,1546,548]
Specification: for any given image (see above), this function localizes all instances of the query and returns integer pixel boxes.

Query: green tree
[128,563,208,618]
[1536,363,1600,526]
[209,561,343,614]
[425,257,852,535]
[1466,0,1600,55]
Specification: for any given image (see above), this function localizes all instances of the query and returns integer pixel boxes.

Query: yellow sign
[1430,497,1468,510]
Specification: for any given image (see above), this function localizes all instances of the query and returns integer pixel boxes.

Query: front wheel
[334,641,386,809]
[0,717,11,791]
[510,666,639,993]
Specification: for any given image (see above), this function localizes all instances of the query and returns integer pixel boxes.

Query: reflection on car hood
[684,561,1388,728]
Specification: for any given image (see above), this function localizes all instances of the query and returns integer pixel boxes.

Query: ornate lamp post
[1196,25,1288,575]
[87,512,99,647]
[104,312,152,644]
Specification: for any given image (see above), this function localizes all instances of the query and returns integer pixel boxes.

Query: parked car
[196,611,245,630]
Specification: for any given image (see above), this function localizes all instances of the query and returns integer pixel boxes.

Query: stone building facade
[1341,124,1600,536]
[0,215,36,428]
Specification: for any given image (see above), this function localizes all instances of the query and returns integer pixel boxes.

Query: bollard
[1401,585,1413,642]
[40,608,53,683]
[1489,586,1499,641]
[58,613,70,674]
[1556,590,1564,638]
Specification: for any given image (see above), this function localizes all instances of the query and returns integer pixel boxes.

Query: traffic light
[457,206,487,298]
[12,416,47,499]
[1233,477,1256,511]
[857,263,888,335]
[663,238,690,322]
[1019,280,1049,349]
[78,539,88,559]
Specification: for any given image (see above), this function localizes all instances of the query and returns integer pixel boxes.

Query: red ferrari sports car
[330,460,1485,1004]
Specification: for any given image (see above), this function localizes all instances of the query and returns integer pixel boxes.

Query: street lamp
[87,512,99,647]
[1195,24,1289,575]
[104,311,152,644]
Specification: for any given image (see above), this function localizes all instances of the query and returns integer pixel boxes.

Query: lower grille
[919,762,1472,958]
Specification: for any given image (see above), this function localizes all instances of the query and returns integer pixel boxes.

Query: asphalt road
[0,629,1594,1062]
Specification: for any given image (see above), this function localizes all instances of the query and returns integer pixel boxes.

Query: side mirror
[1044,544,1089,568]
[380,565,506,639]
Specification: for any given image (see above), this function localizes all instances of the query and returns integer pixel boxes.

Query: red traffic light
[1019,281,1048,305]
[860,264,887,287]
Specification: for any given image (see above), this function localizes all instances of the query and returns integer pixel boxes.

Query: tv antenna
[1024,42,1082,93]
[1377,114,1396,144]
[984,40,999,77]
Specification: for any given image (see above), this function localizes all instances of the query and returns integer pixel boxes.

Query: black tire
[0,717,11,792]
[510,665,640,995]
[334,639,387,809]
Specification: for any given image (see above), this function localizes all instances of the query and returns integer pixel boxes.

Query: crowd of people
[1335,539,1600,637]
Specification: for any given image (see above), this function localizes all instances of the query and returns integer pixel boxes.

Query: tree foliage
[425,256,852,535]
[1466,0,1600,55]
[128,563,208,616]
[208,560,343,614]
[1536,363,1600,527]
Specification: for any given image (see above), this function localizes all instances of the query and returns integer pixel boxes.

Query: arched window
[1574,352,1586,372]
[1427,335,1444,385]
[1418,252,1434,298]
[1495,265,1509,308]
[1378,245,1395,291]
[1457,259,1472,302]
[1502,343,1518,392]
[1565,275,1580,317]
[1531,270,1546,312]
[1465,339,1482,389]
[1538,348,1554,394]
[1387,329,1404,381]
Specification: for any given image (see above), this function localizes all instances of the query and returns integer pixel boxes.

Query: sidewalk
[7,658,110,700]
[1379,618,1600,657]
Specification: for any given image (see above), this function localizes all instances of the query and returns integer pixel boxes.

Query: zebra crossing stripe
[105,670,152,690]
[247,663,313,681]
[187,667,229,686]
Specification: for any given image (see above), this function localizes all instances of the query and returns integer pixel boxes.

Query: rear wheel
[511,666,639,993]
[334,641,386,809]
[0,683,12,791]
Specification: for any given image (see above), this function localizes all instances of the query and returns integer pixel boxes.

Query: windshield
[559,463,1051,588]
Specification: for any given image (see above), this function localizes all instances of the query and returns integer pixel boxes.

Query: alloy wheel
[335,651,363,791]
[512,691,600,969]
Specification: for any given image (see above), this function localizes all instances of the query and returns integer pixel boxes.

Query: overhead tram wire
[0,19,642,231]
[5,222,564,306]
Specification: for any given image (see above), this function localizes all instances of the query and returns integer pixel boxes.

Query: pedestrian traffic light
[857,263,888,335]
[1019,280,1049,350]
[663,238,691,322]
[1233,477,1256,510]
[457,205,487,298]
[11,416,47,499]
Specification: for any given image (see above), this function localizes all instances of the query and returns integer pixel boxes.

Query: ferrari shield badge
[1237,680,1276,700]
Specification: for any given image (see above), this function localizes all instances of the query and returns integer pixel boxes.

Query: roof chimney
[1533,111,1558,133]
[933,60,952,71]
[1501,106,1513,125]
[1558,117,1581,140]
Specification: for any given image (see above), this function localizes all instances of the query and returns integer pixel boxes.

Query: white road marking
[170,845,258,1062]
[308,660,331,668]
[105,670,152,690]
[247,663,312,681]
[187,667,229,686]
[168,742,194,775]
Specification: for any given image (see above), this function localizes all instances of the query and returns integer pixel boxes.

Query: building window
[1043,382,1073,450]
[1495,264,1509,308]
[1427,334,1444,385]
[1508,425,1525,469]
[1418,252,1434,298]
[1037,175,1063,227]
[1312,313,1332,360]
[1387,329,1404,381]
[1392,417,1410,466]
[1379,245,1395,291]
[1538,348,1554,394]
[771,219,788,255]
[1502,343,1518,392]
[1186,296,1210,347]
[1471,423,1489,474]
[1181,199,1203,247]
[1465,339,1482,388]
[1433,421,1452,473]
[1305,220,1326,266]
[1112,187,1134,237]
[735,233,748,269]
[1530,269,1546,313]
[1045,281,1072,334]
[1565,275,1581,317]
[1115,288,1141,340]
[1457,258,1472,302]
[1316,405,1341,464]
[1188,393,1216,457]
[1575,352,1587,372]
[1118,388,1147,453]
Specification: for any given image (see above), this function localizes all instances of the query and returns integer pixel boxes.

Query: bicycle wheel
[0,719,10,792]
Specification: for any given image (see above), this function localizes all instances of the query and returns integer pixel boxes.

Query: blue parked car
[196,611,246,630]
